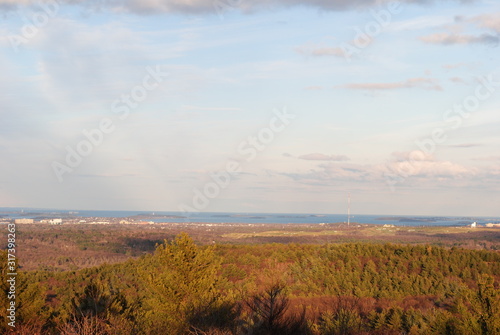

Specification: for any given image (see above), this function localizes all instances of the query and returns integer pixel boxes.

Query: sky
[0,0,499,216]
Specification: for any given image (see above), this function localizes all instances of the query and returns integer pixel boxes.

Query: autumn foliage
[1,233,499,334]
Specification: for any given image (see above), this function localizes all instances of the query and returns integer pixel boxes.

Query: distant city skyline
[0,0,499,216]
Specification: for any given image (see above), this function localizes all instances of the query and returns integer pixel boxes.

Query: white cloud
[277,151,485,190]
[385,151,475,179]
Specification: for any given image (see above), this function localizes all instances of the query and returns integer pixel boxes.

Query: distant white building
[471,222,477,228]
[49,219,62,225]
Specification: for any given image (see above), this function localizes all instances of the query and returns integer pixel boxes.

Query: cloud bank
[0,0,479,15]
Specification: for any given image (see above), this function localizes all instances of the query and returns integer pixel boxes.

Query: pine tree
[475,274,500,335]
[140,233,233,334]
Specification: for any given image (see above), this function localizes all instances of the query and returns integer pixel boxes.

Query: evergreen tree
[141,233,233,334]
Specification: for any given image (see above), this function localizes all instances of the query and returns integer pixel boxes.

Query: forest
[1,232,500,334]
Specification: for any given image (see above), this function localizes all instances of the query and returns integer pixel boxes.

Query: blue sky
[0,0,499,216]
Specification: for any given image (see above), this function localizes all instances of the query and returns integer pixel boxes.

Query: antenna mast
[347,193,350,226]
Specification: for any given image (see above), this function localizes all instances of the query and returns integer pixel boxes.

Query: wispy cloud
[278,163,377,185]
[299,153,349,161]
[389,15,452,32]
[420,12,500,46]
[420,32,499,46]
[304,86,323,91]
[296,45,345,58]
[76,173,140,178]
[448,143,482,148]
[472,155,500,161]
[449,77,466,83]
[469,13,500,33]
[442,62,473,70]
[180,105,242,112]
[338,78,442,91]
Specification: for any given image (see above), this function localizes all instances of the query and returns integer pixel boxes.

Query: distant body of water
[1,208,499,227]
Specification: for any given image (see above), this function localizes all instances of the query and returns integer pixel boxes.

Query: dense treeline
[14,224,500,272]
[1,233,499,334]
